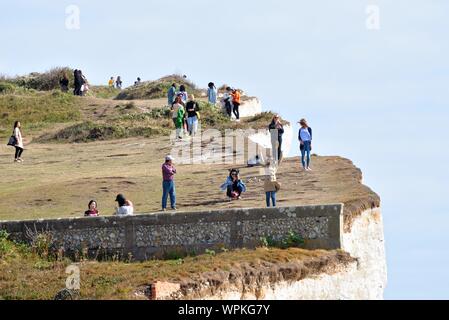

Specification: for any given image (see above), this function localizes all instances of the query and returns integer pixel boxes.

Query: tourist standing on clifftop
[263,160,281,207]
[168,83,177,106]
[178,85,188,104]
[73,69,82,96]
[207,82,217,105]
[232,88,241,122]
[162,155,177,211]
[59,73,69,92]
[108,77,115,88]
[186,94,200,136]
[171,96,185,140]
[222,87,234,118]
[298,118,313,171]
[269,114,284,163]
[116,76,122,89]
[11,121,24,163]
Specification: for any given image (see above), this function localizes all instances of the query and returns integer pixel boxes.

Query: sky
[1,0,449,299]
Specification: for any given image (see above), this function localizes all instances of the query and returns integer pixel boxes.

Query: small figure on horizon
[134,77,142,86]
[108,77,115,88]
[59,73,69,92]
[171,96,185,140]
[186,94,200,136]
[177,85,188,104]
[298,118,313,171]
[162,155,177,211]
[10,121,24,163]
[73,69,83,96]
[116,76,122,89]
[84,200,99,217]
[168,83,177,106]
[207,82,217,105]
[115,194,134,216]
[222,87,234,118]
[231,88,241,121]
[220,169,246,200]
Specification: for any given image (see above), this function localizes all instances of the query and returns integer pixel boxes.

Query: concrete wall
[0,204,344,261]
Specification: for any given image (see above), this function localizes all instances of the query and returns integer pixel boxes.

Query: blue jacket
[168,86,176,105]
[220,177,247,192]
[207,87,217,104]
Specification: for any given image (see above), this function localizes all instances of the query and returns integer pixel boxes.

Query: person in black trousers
[269,114,284,163]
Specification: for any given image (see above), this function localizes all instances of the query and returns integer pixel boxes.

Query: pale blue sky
[1,0,449,299]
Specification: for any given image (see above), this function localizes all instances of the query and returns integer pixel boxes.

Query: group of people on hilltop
[108,76,123,89]
[168,84,200,139]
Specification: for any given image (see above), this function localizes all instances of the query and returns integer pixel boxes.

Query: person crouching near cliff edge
[220,169,246,200]
[263,159,281,207]
[298,118,313,171]
[162,155,177,212]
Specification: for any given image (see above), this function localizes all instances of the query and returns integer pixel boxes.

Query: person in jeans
[220,169,246,200]
[222,87,234,118]
[298,118,313,171]
[207,82,217,105]
[167,83,177,106]
[268,114,284,163]
[13,121,24,163]
[162,155,177,211]
[186,94,199,136]
[263,160,281,207]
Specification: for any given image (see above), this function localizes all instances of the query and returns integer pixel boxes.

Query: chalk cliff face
[199,207,387,300]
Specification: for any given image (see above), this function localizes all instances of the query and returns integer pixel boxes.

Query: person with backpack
[220,169,247,200]
[11,121,24,163]
[168,83,177,106]
[298,118,313,171]
[186,94,200,136]
[178,85,188,104]
[268,114,284,163]
[207,82,217,105]
[162,155,177,211]
[231,88,241,121]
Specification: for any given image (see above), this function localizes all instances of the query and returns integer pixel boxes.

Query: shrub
[9,67,74,91]
[260,231,305,249]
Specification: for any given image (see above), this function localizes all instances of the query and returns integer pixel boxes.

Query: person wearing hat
[298,118,313,171]
[162,155,177,211]
[115,194,134,216]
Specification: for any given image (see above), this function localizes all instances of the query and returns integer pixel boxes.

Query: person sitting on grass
[220,169,246,200]
[84,200,99,217]
[115,194,134,216]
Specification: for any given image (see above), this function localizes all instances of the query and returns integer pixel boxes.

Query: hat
[115,194,125,202]
[165,155,174,161]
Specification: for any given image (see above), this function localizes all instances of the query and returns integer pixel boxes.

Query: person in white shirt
[115,194,134,216]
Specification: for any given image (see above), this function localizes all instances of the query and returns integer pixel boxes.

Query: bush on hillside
[6,67,74,91]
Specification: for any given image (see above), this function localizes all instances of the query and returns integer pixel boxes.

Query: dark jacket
[269,121,284,140]
[299,127,313,150]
